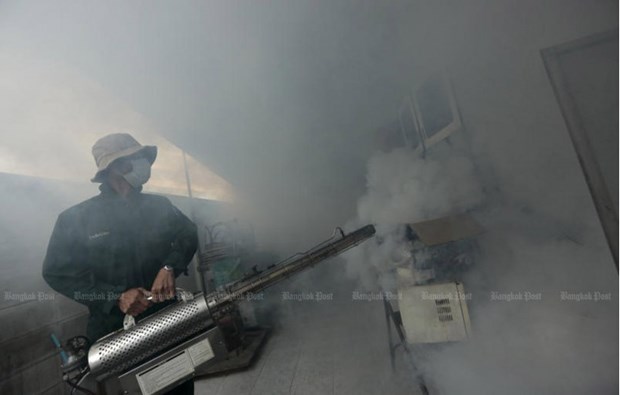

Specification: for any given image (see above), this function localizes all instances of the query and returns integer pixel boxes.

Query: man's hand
[150,268,176,303]
[118,288,151,316]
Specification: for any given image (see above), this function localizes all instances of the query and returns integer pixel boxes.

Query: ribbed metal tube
[88,295,213,380]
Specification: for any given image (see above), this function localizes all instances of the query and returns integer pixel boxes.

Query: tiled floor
[195,264,422,395]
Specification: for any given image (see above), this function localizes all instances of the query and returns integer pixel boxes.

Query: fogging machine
[55,224,375,395]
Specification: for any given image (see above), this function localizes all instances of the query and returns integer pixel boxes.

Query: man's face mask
[122,158,152,188]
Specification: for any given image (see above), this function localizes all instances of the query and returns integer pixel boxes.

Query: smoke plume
[345,143,618,394]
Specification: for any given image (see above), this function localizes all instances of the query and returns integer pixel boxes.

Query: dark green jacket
[42,184,198,341]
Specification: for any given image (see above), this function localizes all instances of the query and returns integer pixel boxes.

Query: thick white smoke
[345,145,618,394]
[345,146,484,290]
[357,147,483,225]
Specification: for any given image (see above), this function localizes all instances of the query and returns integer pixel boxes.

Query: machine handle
[123,288,194,330]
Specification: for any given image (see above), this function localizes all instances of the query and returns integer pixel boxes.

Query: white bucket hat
[91,133,157,183]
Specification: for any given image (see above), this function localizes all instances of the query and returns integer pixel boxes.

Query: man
[42,133,198,394]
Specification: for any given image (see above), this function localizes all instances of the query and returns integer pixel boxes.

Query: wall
[395,0,617,233]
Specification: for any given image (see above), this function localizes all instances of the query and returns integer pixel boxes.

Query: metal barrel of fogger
[88,225,375,380]
[206,224,376,310]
